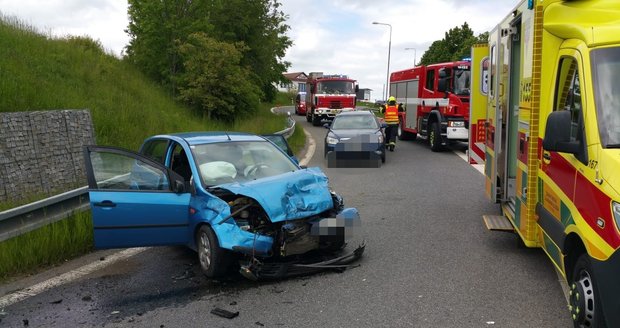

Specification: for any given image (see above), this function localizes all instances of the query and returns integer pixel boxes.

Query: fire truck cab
[305,73,358,126]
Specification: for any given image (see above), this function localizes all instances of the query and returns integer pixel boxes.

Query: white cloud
[0,0,129,56]
[282,0,516,100]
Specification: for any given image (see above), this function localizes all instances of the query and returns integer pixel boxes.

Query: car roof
[335,110,374,117]
[148,131,266,146]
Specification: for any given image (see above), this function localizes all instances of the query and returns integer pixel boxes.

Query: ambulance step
[483,215,514,231]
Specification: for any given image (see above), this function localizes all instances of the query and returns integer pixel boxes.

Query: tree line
[124,2,483,121]
[418,22,488,65]
[124,0,291,121]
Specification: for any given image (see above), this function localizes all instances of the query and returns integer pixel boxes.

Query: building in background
[278,72,308,93]
[356,88,372,102]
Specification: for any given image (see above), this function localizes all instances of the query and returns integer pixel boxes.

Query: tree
[124,0,291,112]
[125,1,211,93]
[419,22,485,65]
[207,0,292,101]
[176,33,261,122]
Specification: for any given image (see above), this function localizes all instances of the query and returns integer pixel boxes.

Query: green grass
[0,16,306,282]
[0,211,93,281]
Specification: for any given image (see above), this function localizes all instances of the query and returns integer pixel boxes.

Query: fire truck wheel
[569,253,606,328]
[429,122,443,152]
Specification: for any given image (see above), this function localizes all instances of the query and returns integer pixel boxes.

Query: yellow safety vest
[384,105,399,124]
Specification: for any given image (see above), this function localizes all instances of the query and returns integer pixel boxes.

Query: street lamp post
[373,21,392,101]
[405,47,417,66]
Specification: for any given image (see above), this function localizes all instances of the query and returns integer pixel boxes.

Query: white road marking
[454,149,485,175]
[300,128,316,167]
[0,247,148,308]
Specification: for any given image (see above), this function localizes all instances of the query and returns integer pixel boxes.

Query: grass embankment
[0,16,305,281]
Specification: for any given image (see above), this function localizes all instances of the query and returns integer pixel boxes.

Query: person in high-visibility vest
[381,96,400,151]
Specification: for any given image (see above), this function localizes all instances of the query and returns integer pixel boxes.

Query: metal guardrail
[0,187,90,242]
[0,112,296,243]
[274,111,296,138]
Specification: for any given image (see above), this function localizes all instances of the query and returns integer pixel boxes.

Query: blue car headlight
[378,134,384,144]
[327,136,339,145]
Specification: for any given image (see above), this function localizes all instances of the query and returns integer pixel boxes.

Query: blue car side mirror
[323,123,331,129]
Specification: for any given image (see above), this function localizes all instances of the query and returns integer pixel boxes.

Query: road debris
[210,307,239,319]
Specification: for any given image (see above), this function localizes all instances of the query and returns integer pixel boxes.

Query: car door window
[89,150,169,191]
[170,143,193,183]
[140,139,169,164]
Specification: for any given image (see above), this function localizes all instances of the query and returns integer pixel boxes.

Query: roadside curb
[299,128,315,167]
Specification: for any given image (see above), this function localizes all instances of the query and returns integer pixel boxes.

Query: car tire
[429,122,443,152]
[569,253,607,328]
[306,111,312,123]
[196,225,230,278]
[381,152,386,163]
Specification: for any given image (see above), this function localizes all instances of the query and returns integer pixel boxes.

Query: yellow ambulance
[471,1,620,326]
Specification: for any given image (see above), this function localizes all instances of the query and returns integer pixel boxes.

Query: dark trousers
[385,123,398,144]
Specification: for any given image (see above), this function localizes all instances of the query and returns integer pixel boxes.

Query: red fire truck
[305,72,358,126]
[389,60,471,151]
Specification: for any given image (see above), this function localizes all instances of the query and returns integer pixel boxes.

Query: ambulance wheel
[569,253,606,328]
[429,122,443,152]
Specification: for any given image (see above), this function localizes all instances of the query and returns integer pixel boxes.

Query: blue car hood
[216,167,334,222]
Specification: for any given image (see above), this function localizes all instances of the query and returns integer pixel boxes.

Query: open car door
[84,146,191,249]
[262,134,299,164]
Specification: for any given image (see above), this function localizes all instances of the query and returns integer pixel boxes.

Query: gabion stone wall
[0,110,95,203]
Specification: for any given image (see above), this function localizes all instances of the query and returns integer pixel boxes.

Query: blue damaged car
[83,132,364,280]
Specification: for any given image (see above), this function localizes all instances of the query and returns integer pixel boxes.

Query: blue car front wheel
[197,225,231,278]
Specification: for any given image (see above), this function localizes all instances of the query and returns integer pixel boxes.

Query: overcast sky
[0,0,518,101]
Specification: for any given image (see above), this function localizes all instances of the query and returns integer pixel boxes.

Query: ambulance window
[554,57,582,142]
[591,47,620,147]
[426,70,435,91]
[480,57,490,95]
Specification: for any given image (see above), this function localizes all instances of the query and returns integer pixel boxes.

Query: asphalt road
[0,107,572,327]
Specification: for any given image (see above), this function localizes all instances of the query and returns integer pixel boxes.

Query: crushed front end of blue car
[197,167,364,280]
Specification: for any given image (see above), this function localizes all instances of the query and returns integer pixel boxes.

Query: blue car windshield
[191,141,299,185]
[331,115,379,130]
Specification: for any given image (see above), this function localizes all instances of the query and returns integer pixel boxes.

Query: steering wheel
[245,163,271,178]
